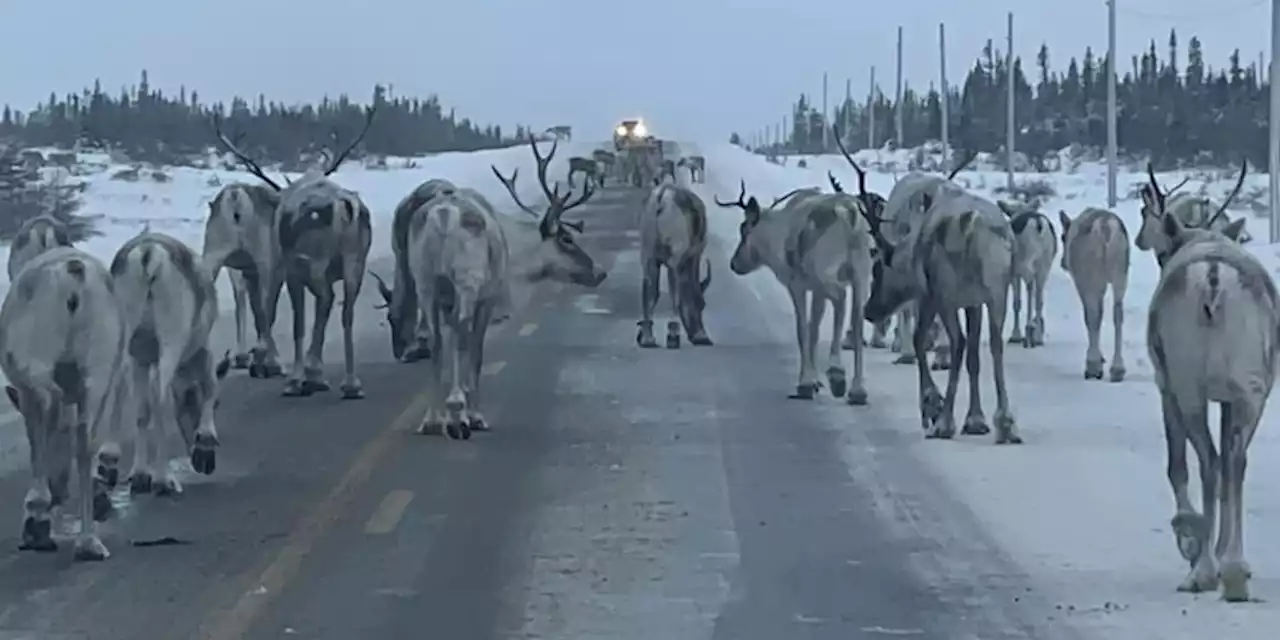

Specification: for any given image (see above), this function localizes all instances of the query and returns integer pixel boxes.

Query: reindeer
[829,128,893,352]
[214,108,377,399]
[369,179,458,364]
[591,149,616,186]
[7,215,72,280]
[659,158,677,184]
[202,182,284,376]
[110,232,231,496]
[637,182,713,348]
[1144,209,1274,602]
[677,156,706,183]
[395,136,605,439]
[996,201,1058,347]
[567,157,599,189]
[1,248,125,560]
[1138,161,1250,268]
[715,181,874,404]
[864,184,1021,444]
[545,125,572,141]
[1057,208,1130,381]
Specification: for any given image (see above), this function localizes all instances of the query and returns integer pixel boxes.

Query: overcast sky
[0,0,1269,142]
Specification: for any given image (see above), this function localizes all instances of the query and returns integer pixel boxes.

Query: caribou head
[492,135,607,287]
[1137,159,1247,266]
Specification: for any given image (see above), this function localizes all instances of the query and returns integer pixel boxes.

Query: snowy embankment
[693,143,1280,639]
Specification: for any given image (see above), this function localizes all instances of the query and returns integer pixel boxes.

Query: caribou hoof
[1083,369,1104,380]
[788,383,817,400]
[892,354,916,365]
[637,332,659,348]
[1172,511,1207,564]
[281,380,310,397]
[49,473,69,508]
[961,416,991,436]
[19,517,56,552]
[445,420,472,441]
[468,413,490,432]
[924,418,957,440]
[302,379,330,394]
[72,536,109,562]
[97,464,118,489]
[232,353,251,370]
[248,363,264,378]
[690,333,714,346]
[1108,366,1126,383]
[191,433,218,475]
[846,387,869,406]
[840,334,859,351]
[129,471,154,495]
[930,359,951,371]
[1008,334,1025,345]
[868,336,888,349]
[92,490,114,522]
[340,384,365,400]
[665,333,681,349]
[826,367,847,398]
[401,345,431,363]
[155,475,183,496]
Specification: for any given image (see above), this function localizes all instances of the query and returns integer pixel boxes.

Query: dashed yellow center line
[363,490,415,535]
[518,322,538,337]
[482,361,507,376]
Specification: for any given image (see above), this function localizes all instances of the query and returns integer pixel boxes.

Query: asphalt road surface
[0,185,1076,640]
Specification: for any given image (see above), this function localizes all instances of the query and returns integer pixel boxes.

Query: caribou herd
[0,116,1272,605]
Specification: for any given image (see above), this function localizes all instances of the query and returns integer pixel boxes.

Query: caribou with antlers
[1138,160,1250,266]
[677,156,706,183]
[715,180,875,404]
[213,107,377,399]
[637,182,713,348]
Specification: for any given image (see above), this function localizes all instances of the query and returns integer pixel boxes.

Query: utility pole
[939,23,950,168]
[822,72,830,151]
[868,66,877,150]
[1107,0,1119,208]
[1270,0,1280,241]
[896,26,904,148]
[1005,12,1015,191]
[845,77,852,137]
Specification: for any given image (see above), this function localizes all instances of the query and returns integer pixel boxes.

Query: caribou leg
[1008,276,1025,345]
[16,392,56,552]
[960,306,991,435]
[417,306,447,436]
[300,282,336,395]
[441,320,471,441]
[665,265,682,349]
[1176,405,1220,593]
[339,260,365,400]
[1220,400,1259,601]
[894,306,916,363]
[913,302,945,435]
[126,363,158,494]
[282,277,312,397]
[827,286,851,402]
[71,405,109,561]
[637,261,660,348]
[1029,273,1048,347]
[1108,281,1128,382]
[249,263,285,378]
[987,292,1022,445]
[787,286,818,399]
[228,269,252,369]
[1079,284,1106,380]
[464,303,494,432]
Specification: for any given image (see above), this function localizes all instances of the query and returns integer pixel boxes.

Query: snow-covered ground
[694,143,1280,639]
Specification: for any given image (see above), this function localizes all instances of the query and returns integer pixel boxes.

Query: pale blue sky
[0,0,1269,143]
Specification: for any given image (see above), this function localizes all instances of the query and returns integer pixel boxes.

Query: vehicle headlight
[615,126,628,136]
[633,123,648,137]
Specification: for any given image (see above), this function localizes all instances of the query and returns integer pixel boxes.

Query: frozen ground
[693,142,1280,639]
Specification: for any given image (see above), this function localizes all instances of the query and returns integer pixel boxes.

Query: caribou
[7,214,72,280]
[370,179,458,363]
[566,156,600,189]
[110,232,231,496]
[637,182,713,348]
[829,128,892,351]
[214,108,377,399]
[863,182,1021,444]
[1058,208,1130,381]
[715,180,874,404]
[591,149,616,186]
[1138,160,1250,267]
[677,155,706,183]
[202,182,284,376]
[388,135,604,439]
[1144,206,1275,602]
[1,247,125,560]
[659,158,677,184]
[996,201,1058,347]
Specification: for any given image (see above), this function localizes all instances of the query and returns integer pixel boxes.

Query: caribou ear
[1222,218,1248,242]
[1058,210,1071,230]
[996,200,1015,217]
[4,386,17,410]
[215,350,232,380]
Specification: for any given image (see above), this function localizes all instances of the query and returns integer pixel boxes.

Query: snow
[694,143,1280,638]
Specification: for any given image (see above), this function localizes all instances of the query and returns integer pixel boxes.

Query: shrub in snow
[0,146,97,242]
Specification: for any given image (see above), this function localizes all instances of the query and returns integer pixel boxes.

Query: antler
[827,171,844,193]
[945,149,977,180]
[489,166,542,219]
[770,188,809,208]
[714,179,750,210]
[492,135,595,232]
[831,125,869,196]
[1205,158,1249,227]
[210,114,283,191]
[322,106,377,176]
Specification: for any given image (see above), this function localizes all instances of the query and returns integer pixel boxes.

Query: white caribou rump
[715,180,874,404]
[996,202,1058,347]
[1137,160,1249,267]
[202,182,284,377]
[863,187,1021,443]
[1,248,125,560]
[110,232,231,496]
[1058,208,1130,381]
[637,182,713,348]
[7,214,72,280]
[1145,212,1277,602]
[370,178,459,363]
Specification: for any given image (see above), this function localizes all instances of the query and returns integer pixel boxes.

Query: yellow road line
[481,361,507,376]
[363,490,415,535]
[518,322,538,337]
[196,392,431,640]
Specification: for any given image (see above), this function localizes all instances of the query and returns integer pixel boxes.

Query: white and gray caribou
[1138,160,1250,267]
[715,181,874,404]
[390,135,605,439]
[637,182,713,348]
[996,201,1058,347]
[1058,208,1130,381]
[110,232,232,496]
[215,108,377,399]
[1144,206,1275,602]
[1,247,125,560]
[863,182,1021,444]
[7,214,72,281]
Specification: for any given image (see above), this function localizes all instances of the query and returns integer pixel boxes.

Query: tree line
[734,30,1268,170]
[0,70,533,166]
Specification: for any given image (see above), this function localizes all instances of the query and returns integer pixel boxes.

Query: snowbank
[696,142,1280,639]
